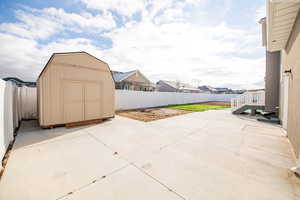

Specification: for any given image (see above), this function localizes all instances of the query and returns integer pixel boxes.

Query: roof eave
[266,0,300,52]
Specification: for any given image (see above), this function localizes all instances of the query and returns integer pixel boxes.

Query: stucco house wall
[265,51,280,112]
[282,12,300,156]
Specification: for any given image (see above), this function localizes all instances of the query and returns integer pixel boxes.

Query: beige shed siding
[39,66,52,125]
[38,52,115,127]
[282,11,300,156]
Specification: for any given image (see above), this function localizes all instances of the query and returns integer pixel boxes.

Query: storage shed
[37,52,115,127]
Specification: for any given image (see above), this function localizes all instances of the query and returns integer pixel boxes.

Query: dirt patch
[117,102,230,122]
[0,142,14,180]
[117,108,192,122]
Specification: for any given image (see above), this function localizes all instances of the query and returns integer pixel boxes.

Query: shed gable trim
[37,52,115,83]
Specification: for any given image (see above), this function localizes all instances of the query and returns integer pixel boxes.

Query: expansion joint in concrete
[131,163,187,200]
[56,164,131,200]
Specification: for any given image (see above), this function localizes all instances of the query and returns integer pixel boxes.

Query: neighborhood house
[112,70,155,91]
[156,80,202,93]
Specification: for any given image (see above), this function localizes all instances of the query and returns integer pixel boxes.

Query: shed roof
[37,51,113,81]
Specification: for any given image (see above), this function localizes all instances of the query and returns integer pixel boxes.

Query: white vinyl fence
[0,80,14,170]
[20,87,37,120]
[115,90,238,110]
[0,80,37,170]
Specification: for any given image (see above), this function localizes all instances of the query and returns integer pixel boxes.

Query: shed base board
[40,116,114,129]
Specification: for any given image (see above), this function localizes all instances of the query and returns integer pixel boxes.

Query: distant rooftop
[3,77,36,87]
[214,88,230,92]
[159,80,200,91]
[111,70,137,82]
[198,85,217,92]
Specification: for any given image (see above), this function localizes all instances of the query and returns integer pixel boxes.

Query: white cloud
[0,7,116,40]
[79,0,204,20]
[0,33,103,80]
[255,3,266,22]
[152,1,185,24]
[43,8,116,32]
[0,1,265,89]
[99,20,265,89]
[79,0,147,17]
[0,10,63,39]
[0,33,44,80]
[184,0,206,4]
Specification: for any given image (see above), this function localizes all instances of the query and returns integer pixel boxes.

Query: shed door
[63,81,84,123]
[85,82,101,120]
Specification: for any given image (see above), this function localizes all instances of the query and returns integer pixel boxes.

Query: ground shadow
[13,119,112,150]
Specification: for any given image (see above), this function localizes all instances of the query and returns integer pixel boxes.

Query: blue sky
[0,0,266,89]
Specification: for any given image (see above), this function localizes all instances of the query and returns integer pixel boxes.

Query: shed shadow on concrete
[13,120,112,150]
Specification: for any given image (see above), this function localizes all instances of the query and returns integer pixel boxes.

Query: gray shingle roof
[214,88,230,92]
[198,85,217,92]
[160,80,200,91]
[112,70,137,82]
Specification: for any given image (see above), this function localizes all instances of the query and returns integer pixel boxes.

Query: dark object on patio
[257,112,280,124]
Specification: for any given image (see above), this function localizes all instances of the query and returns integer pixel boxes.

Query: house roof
[112,70,137,82]
[159,80,200,91]
[198,85,217,92]
[159,80,178,89]
[111,70,154,86]
[179,85,200,91]
[263,0,300,51]
[215,88,231,92]
[3,77,36,87]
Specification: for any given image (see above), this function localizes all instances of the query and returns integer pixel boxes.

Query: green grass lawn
[165,104,229,112]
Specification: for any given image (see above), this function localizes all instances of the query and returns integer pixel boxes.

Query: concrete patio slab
[61,166,182,200]
[0,132,128,200]
[0,110,299,200]
[136,136,295,200]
